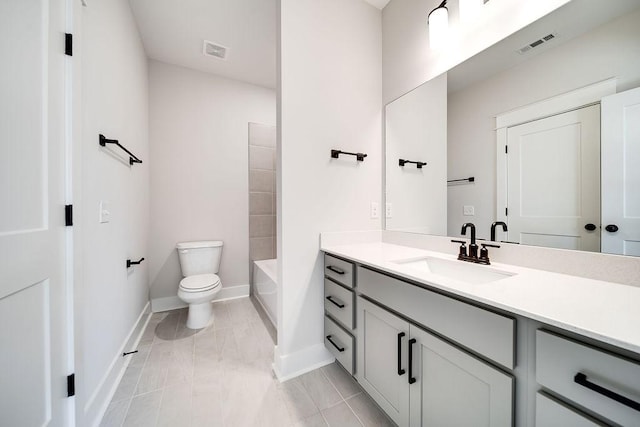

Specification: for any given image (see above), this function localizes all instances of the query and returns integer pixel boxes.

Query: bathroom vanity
[321,239,640,426]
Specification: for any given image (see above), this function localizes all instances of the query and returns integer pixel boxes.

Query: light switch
[99,200,111,223]
[463,205,475,216]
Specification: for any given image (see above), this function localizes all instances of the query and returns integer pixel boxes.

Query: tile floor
[101,297,394,427]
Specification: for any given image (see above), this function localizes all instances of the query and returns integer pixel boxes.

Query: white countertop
[321,241,640,355]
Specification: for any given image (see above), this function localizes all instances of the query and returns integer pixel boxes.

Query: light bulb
[428,6,449,49]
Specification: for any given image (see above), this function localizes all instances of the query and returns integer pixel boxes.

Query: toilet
[176,240,223,329]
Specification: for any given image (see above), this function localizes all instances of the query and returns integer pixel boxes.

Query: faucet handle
[451,239,467,258]
[481,243,500,249]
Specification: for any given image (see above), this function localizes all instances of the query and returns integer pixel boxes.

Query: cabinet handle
[326,335,345,352]
[574,373,640,412]
[325,296,345,308]
[326,265,345,275]
[408,338,417,384]
[397,332,406,376]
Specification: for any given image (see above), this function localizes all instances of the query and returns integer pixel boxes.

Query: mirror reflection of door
[601,87,640,256]
[505,105,601,252]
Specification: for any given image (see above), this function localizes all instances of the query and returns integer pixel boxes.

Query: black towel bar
[331,149,367,162]
[99,134,143,166]
[399,159,427,169]
[126,258,145,268]
[447,177,475,184]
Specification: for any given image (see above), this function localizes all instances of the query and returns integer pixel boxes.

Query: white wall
[277,0,382,379]
[386,73,447,234]
[148,61,276,309]
[447,9,640,239]
[382,0,570,104]
[77,0,149,423]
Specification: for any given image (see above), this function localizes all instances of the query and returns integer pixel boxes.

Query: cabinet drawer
[536,330,640,426]
[325,315,355,375]
[535,393,604,427]
[324,254,354,288]
[324,279,354,330]
[358,266,515,369]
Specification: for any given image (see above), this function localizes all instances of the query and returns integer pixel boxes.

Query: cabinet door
[409,325,514,427]
[357,297,410,426]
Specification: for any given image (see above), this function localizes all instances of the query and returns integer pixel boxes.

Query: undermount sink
[393,257,515,284]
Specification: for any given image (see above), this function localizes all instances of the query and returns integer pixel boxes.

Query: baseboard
[150,284,250,313]
[86,302,151,427]
[273,343,334,382]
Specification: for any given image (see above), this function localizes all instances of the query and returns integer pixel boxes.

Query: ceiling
[364,0,391,9]
[129,0,277,88]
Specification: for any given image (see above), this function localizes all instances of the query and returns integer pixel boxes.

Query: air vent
[203,40,228,60]
[517,33,557,55]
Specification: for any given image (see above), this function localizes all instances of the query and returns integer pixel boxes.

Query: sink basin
[393,257,515,284]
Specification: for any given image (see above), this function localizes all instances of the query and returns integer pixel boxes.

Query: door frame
[495,78,616,227]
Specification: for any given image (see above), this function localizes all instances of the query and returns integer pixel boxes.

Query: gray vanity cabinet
[358,297,514,427]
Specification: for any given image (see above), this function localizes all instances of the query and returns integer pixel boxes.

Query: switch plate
[463,205,475,216]
[99,200,111,223]
[370,202,380,219]
[385,203,393,218]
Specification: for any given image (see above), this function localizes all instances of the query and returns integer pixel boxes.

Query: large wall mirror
[385,0,640,257]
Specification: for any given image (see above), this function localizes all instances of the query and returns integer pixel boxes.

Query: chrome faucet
[491,221,508,242]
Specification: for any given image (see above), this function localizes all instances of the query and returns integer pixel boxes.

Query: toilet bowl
[178,274,221,329]
[176,240,223,329]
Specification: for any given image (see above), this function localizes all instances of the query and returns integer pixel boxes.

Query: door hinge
[65,33,73,56]
[65,205,73,226]
[505,145,508,154]
[505,207,508,216]
[67,374,75,397]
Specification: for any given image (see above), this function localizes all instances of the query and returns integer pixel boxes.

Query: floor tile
[321,402,362,427]
[347,393,395,427]
[299,369,342,411]
[104,298,392,427]
[122,390,163,427]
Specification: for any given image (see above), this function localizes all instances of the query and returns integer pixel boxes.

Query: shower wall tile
[249,170,274,193]
[249,123,277,262]
[250,237,275,261]
[249,216,274,238]
[249,146,275,170]
[248,123,277,148]
[250,193,273,215]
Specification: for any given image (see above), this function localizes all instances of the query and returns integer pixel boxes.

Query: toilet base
[186,301,213,329]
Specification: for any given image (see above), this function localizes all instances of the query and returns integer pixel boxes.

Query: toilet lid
[180,274,221,292]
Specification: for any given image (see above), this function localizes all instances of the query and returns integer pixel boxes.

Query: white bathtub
[252,259,277,327]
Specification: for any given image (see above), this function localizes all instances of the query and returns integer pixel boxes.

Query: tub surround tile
[250,145,276,170]
[249,123,277,148]
[250,236,275,261]
[250,192,273,215]
[250,169,275,192]
[249,215,274,238]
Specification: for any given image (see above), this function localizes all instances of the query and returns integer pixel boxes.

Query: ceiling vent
[517,33,557,55]
[203,40,228,60]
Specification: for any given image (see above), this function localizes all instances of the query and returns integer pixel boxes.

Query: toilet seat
[179,274,221,293]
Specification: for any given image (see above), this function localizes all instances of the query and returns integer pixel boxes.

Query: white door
[506,105,601,251]
[0,0,70,426]
[601,87,640,256]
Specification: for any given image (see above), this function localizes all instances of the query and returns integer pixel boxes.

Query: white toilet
[176,240,223,329]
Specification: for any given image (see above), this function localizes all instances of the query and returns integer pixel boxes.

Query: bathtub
[252,259,277,327]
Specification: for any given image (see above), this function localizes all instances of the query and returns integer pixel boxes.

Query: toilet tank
[176,240,223,276]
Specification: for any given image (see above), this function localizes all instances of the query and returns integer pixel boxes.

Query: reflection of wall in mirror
[386,73,447,234]
[447,8,640,239]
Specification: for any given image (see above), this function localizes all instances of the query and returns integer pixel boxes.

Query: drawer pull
[408,338,417,384]
[326,265,345,275]
[574,373,640,412]
[397,332,406,376]
[326,335,345,352]
[326,295,345,308]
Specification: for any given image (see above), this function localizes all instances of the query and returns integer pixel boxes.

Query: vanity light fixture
[428,0,449,49]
